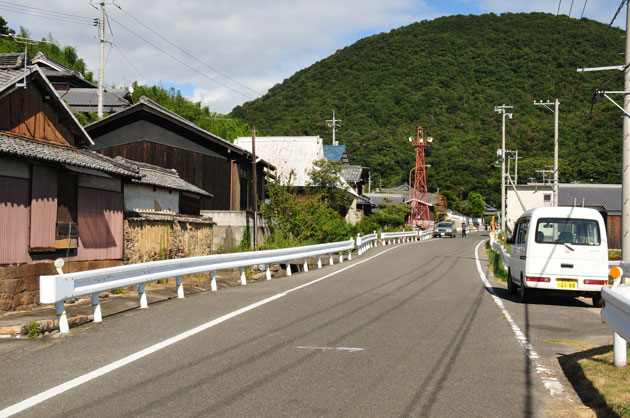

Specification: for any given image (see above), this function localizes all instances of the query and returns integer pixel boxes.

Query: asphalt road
[0,232,612,417]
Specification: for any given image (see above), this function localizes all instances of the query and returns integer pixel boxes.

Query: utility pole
[576,1,629,367]
[252,126,258,251]
[326,111,341,145]
[97,0,105,118]
[494,104,513,233]
[534,99,560,206]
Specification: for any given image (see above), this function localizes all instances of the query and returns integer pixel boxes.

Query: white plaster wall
[124,184,179,212]
[506,184,553,231]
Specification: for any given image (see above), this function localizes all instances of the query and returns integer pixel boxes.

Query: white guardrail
[489,232,510,270]
[41,229,434,333]
[381,229,433,245]
[602,262,630,367]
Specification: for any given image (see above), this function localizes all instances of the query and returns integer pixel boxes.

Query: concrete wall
[506,184,553,231]
[124,184,179,212]
[201,210,268,253]
[345,198,362,225]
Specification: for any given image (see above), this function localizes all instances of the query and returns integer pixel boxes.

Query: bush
[25,321,41,339]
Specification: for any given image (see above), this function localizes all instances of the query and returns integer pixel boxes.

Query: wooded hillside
[231,13,625,206]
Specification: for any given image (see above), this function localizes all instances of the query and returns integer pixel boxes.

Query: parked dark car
[433,222,457,238]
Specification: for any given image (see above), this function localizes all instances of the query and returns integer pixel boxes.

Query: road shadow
[487,283,594,309]
[557,345,620,418]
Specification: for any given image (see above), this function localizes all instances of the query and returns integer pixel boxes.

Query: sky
[0,0,626,114]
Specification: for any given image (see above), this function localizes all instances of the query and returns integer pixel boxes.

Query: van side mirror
[506,235,513,244]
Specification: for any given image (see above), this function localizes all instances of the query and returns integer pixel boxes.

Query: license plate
[440,233,445,237]
[557,279,577,289]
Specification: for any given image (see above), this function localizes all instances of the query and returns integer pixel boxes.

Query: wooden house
[0,59,138,310]
[86,97,270,212]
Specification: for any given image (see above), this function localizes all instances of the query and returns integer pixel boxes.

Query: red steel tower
[409,126,432,228]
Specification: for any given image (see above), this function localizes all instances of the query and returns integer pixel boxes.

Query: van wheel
[518,277,528,303]
[507,270,517,295]
[592,294,604,308]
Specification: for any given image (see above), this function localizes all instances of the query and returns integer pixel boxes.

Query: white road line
[296,346,365,352]
[474,241,565,398]
[0,243,413,417]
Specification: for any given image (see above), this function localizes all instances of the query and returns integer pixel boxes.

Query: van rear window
[535,218,601,246]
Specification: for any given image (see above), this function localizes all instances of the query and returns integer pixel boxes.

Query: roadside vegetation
[485,239,507,281]
[558,343,630,417]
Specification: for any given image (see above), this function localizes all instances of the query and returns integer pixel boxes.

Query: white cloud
[0,0,624,113]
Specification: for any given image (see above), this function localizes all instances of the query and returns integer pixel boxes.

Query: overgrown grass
[485,240,507,281]
[24,321,41,339]
[558,344,630,417]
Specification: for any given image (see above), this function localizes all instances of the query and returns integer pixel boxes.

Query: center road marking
[2,239,437,417]
[297,346,365,352]
[474,241,566,398]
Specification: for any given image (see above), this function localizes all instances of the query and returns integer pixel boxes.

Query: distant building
[506,183,621,249]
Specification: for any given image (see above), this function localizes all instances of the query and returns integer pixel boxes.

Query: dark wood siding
[607,214,621,250]
[97,141,231,210]
[0,81,72,146]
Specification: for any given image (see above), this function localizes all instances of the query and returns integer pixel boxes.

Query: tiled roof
[0,132,140,178]
[114,157,212,197]
[364,193,407,206]
[87,96,255,159]
[357,195,375,206]
[125,210,216,225]
[341,165,363,183]
[323,144,346,162]
[0,67,24,87]
[59,88,132,112]
[558,183,621,212]
[0,52,26,70]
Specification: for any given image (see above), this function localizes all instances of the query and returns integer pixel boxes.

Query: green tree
[0,16,14,35]
[306,159,353,215]
[466,192,485,218]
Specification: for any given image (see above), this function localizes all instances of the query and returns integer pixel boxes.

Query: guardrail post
[329,253,334,265]
[240,267,247,285]
[303,258,309,272]
[339,252,343,263]
[317,256,322,269]
[176,276,184,298]
[210,271,217,291]
[91,293,102,323]
[347,250,352,261]
[55,301,69,334]
[138,283,148,308]
[614,332,627,367]
[265,264,272,280]
[286,262,292,276]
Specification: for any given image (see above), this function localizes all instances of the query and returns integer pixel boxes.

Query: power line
[0,2,95,26]
[106,14,255,100]
[112,43,148,85]
[118,7,263,97]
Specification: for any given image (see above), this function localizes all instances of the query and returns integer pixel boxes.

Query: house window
[543,194,551,206]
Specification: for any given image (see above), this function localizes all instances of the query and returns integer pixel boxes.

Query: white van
[507,207,608,306]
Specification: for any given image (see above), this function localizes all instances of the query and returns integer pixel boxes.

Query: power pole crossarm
[326,111,341,146]
[534,99,560,206]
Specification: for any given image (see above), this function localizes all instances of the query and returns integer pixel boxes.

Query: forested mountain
[231,13,625,206]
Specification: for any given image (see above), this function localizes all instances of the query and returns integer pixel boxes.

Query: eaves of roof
[85,96,248,157]
[0,132,140,179]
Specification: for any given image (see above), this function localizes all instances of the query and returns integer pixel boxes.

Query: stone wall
[124,219,214,264]
[0,260,121,311]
